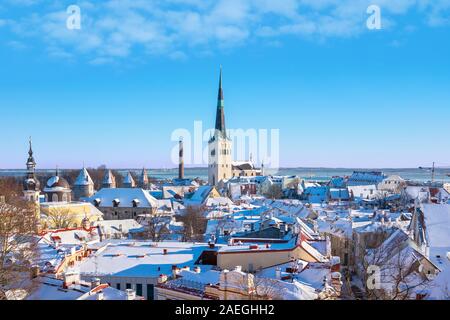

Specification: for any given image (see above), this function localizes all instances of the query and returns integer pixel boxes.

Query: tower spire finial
[218,65,223,101]
[28,136,33,156]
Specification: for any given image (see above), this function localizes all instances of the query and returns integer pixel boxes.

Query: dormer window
[132,199,140,208]
[93,198,101,207]
[113,199,120,207]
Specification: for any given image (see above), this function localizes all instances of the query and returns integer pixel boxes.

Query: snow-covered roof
[94,219,143,235]
[258,277,318,300]
[189,186,214,203]
[27,276,89,300]
[205,197,234,207]
[40,228,100,245]
[421,203,450,299]
[79,240,220,278]
[347,171,386,186]
[74,168,94,186]
[89,188,157,208]
[232,161,257,171]
[178,269,221,285]
[27,275,140,300]
[102,170,116,184]
[40,202,104,220]
[123,172,135,185]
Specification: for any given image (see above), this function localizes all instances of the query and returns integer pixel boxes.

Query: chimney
[275,267,281,280]
[63,270,80,289]
[158,274,168,284]
[96,291,104,300]
[172,265,179,279]
[331,256,341,273]
[91,277,101,288]
[126,289,136,300]
[30,265,40,279]
[178,139,184,180]
[331,272,342,296]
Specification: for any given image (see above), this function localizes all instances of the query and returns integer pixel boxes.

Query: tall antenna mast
[432,162,435,183]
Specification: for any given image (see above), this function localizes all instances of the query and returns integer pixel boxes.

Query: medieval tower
[73,167,95,200]
[208,67,233,185]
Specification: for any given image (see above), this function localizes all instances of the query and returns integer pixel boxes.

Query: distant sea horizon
[1,167,449,183]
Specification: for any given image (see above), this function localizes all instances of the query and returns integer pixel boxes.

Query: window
[126,283,131,289]
[146,284,154,300]
[116,283,121,290]
[52,194,58,202]
[136,283,143,297]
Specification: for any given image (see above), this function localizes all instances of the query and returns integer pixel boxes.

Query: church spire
[27,137,36,170]
[215,66,226,138]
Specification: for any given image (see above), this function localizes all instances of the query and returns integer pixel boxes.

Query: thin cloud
[2,0,449,63]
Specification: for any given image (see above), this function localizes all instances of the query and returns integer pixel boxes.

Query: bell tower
[23,137,41,204]
[208,67,232,185]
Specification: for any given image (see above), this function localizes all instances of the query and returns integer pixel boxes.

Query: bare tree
[361,235,433,300]
[0,177,22,202]
[264,185,283,200]
[0,197,39,300]
[179,206,206,242]
[236,273,284,300]
[145,215,171,242]
[41,207,77,230]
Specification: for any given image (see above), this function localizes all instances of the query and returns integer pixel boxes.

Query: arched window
[52,194,58,202]
[62,193,68,202]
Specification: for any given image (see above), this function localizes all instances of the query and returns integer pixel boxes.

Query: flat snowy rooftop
[80,240,220,278]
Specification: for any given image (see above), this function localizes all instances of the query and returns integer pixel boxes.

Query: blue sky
[1,0,450,169]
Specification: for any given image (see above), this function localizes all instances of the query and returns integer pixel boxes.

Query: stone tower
[179,139,184,180]
[138,168,149,189]
[73,167,95,200]
[208,67,232,186]
[23,138,41,204]
[102,170,116,189]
